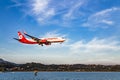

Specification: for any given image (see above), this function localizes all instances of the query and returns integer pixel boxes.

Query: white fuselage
[43,37,65,43]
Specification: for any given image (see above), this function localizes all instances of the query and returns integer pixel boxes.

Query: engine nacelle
[45,42,51,45]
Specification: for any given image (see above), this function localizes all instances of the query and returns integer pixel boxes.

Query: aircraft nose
[63,38,66,41]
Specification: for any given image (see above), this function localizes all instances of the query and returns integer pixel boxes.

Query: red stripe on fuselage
[19,39,38,44]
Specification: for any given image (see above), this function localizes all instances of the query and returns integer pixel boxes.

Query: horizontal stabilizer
[13,38,19,41]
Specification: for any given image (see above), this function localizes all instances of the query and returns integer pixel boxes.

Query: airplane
[14,31,65,46]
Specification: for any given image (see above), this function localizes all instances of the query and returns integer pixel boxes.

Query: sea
[0,72,120,80]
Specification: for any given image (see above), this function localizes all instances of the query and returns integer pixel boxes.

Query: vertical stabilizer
[18,31,26,40]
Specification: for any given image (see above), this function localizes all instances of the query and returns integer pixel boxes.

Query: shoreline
[1,71,120,72]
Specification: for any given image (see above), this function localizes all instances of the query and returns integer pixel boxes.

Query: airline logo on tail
[18,32,25,39]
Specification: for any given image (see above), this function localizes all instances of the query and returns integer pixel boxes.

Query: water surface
[0,72,120,80]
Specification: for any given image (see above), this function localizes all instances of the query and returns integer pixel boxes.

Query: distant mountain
[0,58,12,63]
[0,58,17,68]
[0,58,4,62]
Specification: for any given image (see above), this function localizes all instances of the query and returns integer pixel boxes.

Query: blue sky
[0,0,120,64]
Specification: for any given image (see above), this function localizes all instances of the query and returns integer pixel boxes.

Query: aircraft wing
[24,33,41,42]
[24,33,52,46]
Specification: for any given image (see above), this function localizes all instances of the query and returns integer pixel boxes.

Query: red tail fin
[18,31,26,40]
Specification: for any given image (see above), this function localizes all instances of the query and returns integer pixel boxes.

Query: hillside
[0,58,120,72]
